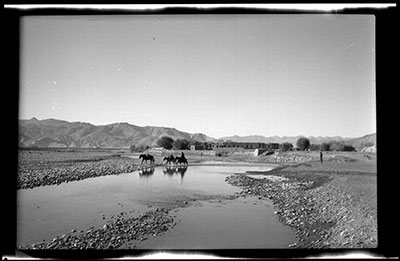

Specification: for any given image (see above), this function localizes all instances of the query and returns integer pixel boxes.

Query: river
[17,163,296,248]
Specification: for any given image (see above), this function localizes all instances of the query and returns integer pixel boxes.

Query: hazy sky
[20,15,375,138]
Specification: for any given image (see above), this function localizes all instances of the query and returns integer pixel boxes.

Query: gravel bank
[225,160,377,248]
[258,152,313,163]
[19,208,175,250]
[16,150,316,190]
[17,157,141,189]
[16,151,166,190]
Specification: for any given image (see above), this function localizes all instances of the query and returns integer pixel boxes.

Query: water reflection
[138,167,155,177]
[163,166,188,180]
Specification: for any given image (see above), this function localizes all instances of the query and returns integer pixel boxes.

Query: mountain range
[19,117,375,150]
[19,118,217,148]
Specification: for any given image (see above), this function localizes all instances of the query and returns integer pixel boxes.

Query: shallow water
[131,197,296,249]
[17,163,296,248]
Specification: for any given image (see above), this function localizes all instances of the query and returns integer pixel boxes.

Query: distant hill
[221,133,376,150]
[344,133,376,149]
[19,118,217,148]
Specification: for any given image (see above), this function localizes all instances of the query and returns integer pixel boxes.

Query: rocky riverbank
[225,160,377,248]
[19,208,175,250]
[16,149,314,190]
[259,152,313,163]
[17,157,142,189]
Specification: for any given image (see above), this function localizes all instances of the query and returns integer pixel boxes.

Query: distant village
[190,141,280,151]
[188,141,289,156]
[141,140,298,157]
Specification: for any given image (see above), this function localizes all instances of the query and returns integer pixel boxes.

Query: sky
[20,15,375,138]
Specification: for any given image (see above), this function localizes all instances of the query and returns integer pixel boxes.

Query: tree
[172,139,190,150]
[329,141,345,151]
[296,137,311,151]
[138,144,150,152]
[157,136,174,149]
[130,144,149,152]
[189,140,203,146]
[343,145,356,152]
[321,143,330,151]
[310,144,321,151]
[279,142,293,152]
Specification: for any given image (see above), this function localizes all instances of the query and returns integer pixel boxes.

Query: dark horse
[163,155,175,165]
[174,156,188,165]
[139,153,155,165]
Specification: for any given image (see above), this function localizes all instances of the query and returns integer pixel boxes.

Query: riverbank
[225,154,377,248]
[18,150,158,189]
[17,149,311,190]
[21,207,175,249]
[17,149,377,250]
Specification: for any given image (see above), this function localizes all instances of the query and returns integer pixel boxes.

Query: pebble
[259,153,313,163]
[224,171,376,248]
[19,208,174,250]
[17,157,143,190]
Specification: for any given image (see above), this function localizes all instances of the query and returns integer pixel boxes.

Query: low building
[145,146,168,156]
[190,144,205,151]
[254,148,269,156]
[203,142,214,150]
[211,142,273,150]
[266,143,280,150]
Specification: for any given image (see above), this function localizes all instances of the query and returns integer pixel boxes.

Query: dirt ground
[226,151,377,248]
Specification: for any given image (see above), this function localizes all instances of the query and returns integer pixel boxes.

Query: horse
[139,153,155,165]
[174,156,188,165]
[163,155,175,165]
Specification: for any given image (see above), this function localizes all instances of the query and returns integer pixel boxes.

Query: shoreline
[226,158,377,248]
[17,149,377,249]
[17,150,280,190]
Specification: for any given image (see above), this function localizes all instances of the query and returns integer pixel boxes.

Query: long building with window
[210,141,279,150]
